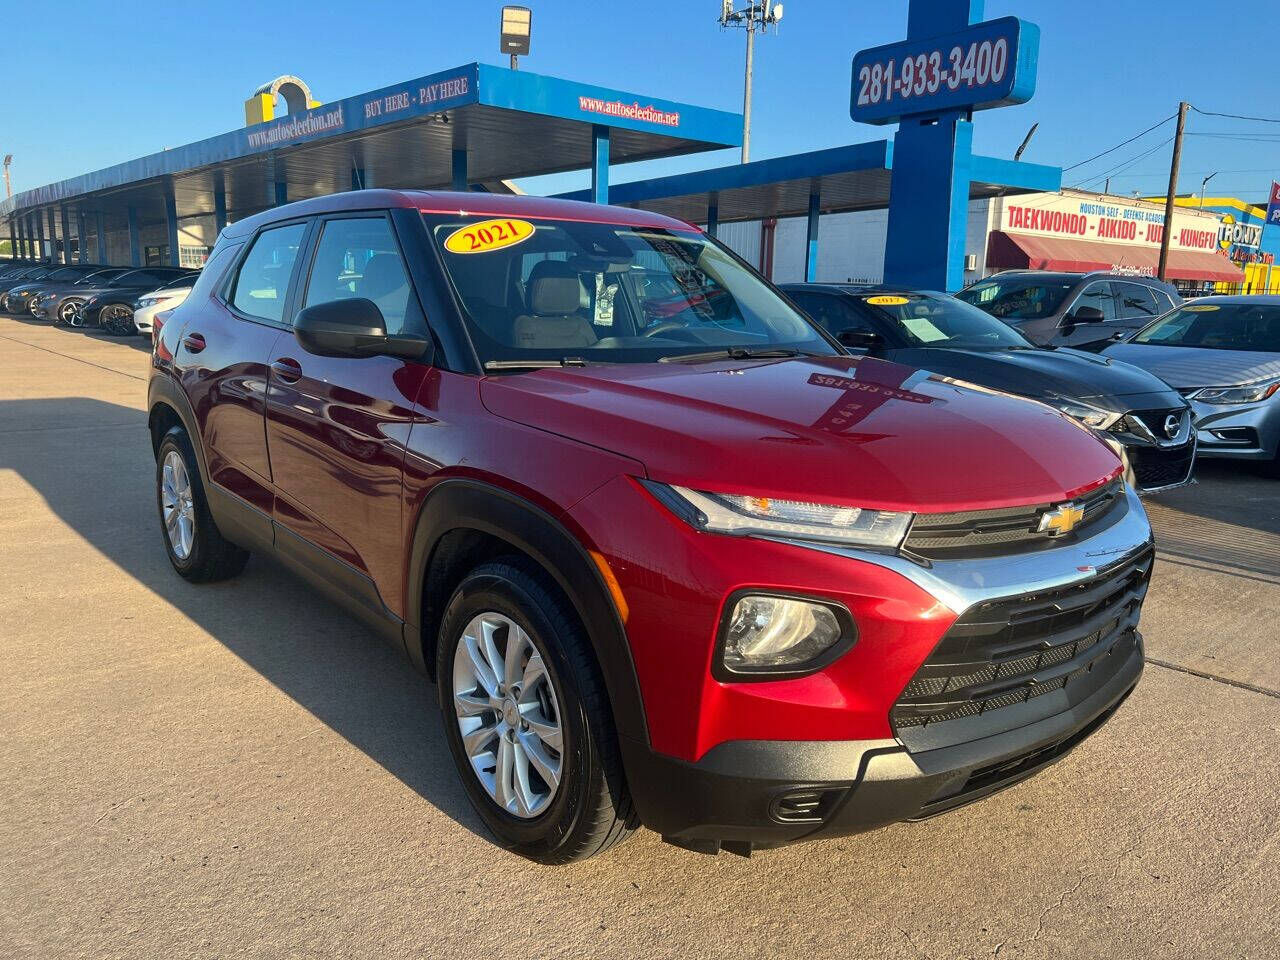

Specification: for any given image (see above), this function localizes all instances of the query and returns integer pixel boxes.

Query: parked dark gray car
[1103,296,1280,473]
[957,271,1181,350]
[784,284,1196,492]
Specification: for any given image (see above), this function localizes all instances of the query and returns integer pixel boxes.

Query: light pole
[1200,172,1218,208]
[719,1,784,163]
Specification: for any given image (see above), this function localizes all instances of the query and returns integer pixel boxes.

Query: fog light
[719,594,853,679]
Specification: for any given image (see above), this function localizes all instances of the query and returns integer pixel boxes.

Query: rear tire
[437,559,637,863]
[155,426,249,582]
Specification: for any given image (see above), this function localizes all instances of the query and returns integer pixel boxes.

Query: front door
[264,212,431,619]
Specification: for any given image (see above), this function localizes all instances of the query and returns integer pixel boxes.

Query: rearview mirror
[837,329,883,352]
[294,298,431,361]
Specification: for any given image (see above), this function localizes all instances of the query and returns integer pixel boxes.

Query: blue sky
[5,0,1279,202]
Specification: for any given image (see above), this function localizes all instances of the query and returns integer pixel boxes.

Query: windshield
[44,267,82,282]
[423,214,835,366]
[859,292,1033,349]
[957,276,1076,320]
[1132,302,1280,353]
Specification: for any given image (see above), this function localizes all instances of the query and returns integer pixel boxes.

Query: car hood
[1101,342,1280,390]
[886,346,1185,413]
[480,355,1122,514]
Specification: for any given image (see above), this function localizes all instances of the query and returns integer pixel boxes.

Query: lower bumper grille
[892,546,1154,732]
[1130,443,1195,489]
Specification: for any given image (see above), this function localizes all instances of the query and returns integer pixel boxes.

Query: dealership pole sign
[1267,181,1280,228]
[861,1,1042,293]
[850,17,1039,125]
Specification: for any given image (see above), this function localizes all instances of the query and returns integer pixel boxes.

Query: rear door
[1111,281,1166,339]
[179,221,307,518]
[263,211,431,619]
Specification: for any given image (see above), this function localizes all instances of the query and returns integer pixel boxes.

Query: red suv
[148,190,1154,862]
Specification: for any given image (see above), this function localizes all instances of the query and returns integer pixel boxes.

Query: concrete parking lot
[1,314,1277,960]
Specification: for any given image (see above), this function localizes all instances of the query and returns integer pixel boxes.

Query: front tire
[155,426,249,582]
[437,560,636,863]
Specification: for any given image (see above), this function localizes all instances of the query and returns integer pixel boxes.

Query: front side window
[230,222,307,323]
[956,277,1076,319]
[1072,282,1118,321]
[1133,302,1280,352]
[303,217,413,334]
[424,214,834,366]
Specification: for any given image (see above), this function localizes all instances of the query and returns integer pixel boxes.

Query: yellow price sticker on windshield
[865,295,910,306]
[1183,304,1220,312]
[444,218,535,255]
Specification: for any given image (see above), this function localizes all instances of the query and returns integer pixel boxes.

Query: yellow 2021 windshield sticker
[444,218,535,254]
[1183,304,1220,312]
[865,295,910,306]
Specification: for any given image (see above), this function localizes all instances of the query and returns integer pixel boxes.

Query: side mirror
[837,329,883,352]
[294,298,431,361]
[1067,306,1106,325]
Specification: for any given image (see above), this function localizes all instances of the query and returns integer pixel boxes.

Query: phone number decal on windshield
[850,17,1038,125]
[444,218,535,254]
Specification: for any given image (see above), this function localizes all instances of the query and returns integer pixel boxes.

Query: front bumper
[611,484,1154,853]
[623,639,1141,853]
[1190,396,1280,461]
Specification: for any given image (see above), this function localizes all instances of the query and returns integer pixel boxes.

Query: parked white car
[133,275,198,334]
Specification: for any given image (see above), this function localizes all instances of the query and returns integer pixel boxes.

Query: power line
[1072,136,1174,190]
[1062,114,1175,172]
[1190,105,1280,124]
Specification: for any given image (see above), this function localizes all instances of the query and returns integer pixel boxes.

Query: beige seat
[512,261,598,349]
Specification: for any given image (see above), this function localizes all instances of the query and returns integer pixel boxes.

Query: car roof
[221,188,699,241]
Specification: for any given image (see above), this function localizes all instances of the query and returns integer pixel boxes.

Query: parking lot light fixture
[501,6,532,70]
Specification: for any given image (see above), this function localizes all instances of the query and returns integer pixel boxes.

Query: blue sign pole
[855,0,1039,292]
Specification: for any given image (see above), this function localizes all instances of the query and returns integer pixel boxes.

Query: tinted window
[1072,282,1117,321]
[230,223,307,323]
[45,267,83,282]
[1133,302,1280,352]
[956,277,1076,319]
[857,292,1032,348]
[1115,282,1160,319]
[303,217,413,334]
[789,292,874,337]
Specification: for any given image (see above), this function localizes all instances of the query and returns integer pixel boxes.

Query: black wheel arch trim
[404,478,649,746]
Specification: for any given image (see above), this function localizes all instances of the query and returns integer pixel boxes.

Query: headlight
[1049,398,1123,430]
[645,482,913,548]
[718,593,855,678]
[1191,379,1280,405]
[137,298,157,308]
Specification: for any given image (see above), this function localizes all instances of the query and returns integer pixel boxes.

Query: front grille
[891,546,1153,732]
[1130,443,1194,490]
[904,477,1123,560]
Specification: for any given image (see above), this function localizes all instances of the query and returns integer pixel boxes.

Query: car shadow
[1,395,486,841]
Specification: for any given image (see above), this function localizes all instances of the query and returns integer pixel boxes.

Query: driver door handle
[270,357,302,384]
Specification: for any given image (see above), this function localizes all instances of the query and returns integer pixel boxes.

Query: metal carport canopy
[555,140,1062,223]
[1,62,741,264]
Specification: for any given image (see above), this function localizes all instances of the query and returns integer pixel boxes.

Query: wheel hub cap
[452,612,564,819]
[160,450,195,560]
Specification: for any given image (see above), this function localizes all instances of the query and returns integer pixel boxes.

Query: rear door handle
[182,333,206,353]
[271,357,303,384]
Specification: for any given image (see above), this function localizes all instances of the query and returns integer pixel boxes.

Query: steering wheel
[642,320,687,338]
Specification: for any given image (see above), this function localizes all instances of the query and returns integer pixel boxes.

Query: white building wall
[713,220,763,269]
[963,197,995,286]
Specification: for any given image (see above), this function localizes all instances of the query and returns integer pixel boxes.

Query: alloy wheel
[452,612,564,819]
[160,450,195,560]
[102,304,134,334]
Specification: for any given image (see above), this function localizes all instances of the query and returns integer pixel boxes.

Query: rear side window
[230,222,307,323]
[302,217,413,334]
[1115,282,1161,319]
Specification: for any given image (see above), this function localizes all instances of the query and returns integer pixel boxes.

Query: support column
[34,211,45,261]
[60,206,72,264]
[706,192,719,238]
[804,186,821,282]
[127,206,141,267]
[590,125,610,205]
[47,209,58,261]
[14,218,24,260]
[95,211,107,265]
[214,174,228,233]
[451,149,468,192]
[164,179,180,267]
[77,210,89,263]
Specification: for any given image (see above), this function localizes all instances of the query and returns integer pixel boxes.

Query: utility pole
[720,1,784,164]
[1157,101,1188,282]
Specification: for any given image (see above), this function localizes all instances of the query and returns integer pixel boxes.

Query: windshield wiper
[482,357,593,372]
[659,347,813,363]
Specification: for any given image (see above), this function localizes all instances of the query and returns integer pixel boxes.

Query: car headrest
[526,260,582,316]
[360,253,406,301]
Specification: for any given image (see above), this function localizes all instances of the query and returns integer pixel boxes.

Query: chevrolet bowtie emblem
[1039,502,1085,537]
